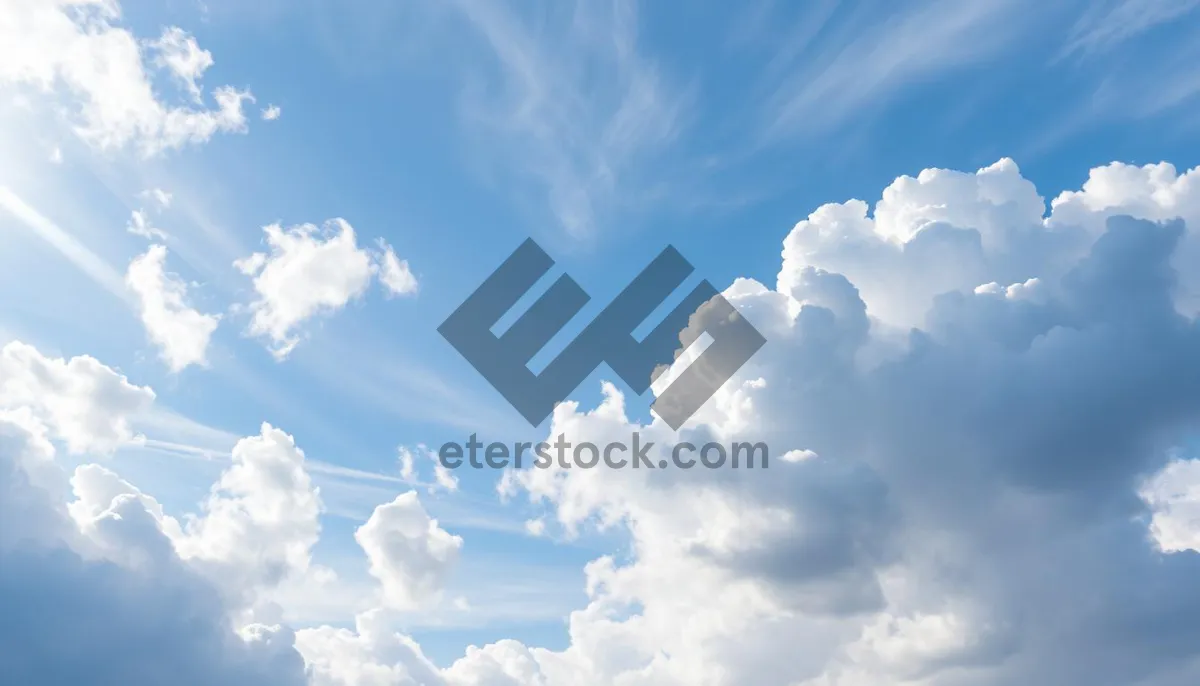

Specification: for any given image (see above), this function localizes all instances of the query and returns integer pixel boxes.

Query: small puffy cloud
[127,209,167,239]
[397,445,458,494]
[1140,457,1200,553]
[780,448,818,463]
[355,491,462,611]
[127,189,173,239]
[0,341,154,454]
[0,1,256,155]
[398,446,417,481]
[141,188,173,209]
[376,239,419,297]
[235,220,417,358]
[432,461,459,493]
[172,423,323,600]
[151,26,213,103]
[126,245,221,372]
[235,219,374,358]
[261,104,282,121]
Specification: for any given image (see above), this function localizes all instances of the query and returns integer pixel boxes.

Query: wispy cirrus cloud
[446,0,690,239]
[1058,0,1200,59]
[758,0,1053,139]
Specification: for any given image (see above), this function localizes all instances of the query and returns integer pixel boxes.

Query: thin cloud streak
[447,0,689,239]
[759,0,1046,140]
[1058,0,1200,59]
[0,186,131,303]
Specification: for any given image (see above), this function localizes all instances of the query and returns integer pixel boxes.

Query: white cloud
[141,187,173,209]
[432,461,459,493]
[0,341,154,454]
[779,157,1057,329]
[401,444,460,495]
[235,220,417,358]
[376,239,419,297]
[0,398,309,685]
[296,609,443,686]
[1049,161,1200,315]
[171,423,323,605]
[1140,457,1200,553]
[523,518,546,537]
[235,219,375,358]
[262,104,282,121]
[151,26,214,103]
[127,209,167,239]
[127,189,173,239]
[355,491,462,611]
[126,245,221,372]
[0,0,256,154]
[398,446,417,481]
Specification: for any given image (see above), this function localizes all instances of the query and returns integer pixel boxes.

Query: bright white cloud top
[235,220,419,359]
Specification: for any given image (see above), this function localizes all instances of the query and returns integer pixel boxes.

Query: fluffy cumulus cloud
[355,491,462,611]
[296,609,444,686]
[0,0,257,154]
[426,157,1200,686]
[0,348,310,686]
[15,158,1200,686]
[0,339,470,686]
[235,220,419,358]
[261,157,1200,685]
[126,245,222,372]
[290,492,462,685]
[0,341,154,454]
[1139,456,1200,554]
[168,423,324,611]
[283,157,1200,686]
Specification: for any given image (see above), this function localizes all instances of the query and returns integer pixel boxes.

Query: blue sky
[6,1,1200,683]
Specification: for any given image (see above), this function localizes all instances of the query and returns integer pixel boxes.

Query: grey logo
[439,239,766,430]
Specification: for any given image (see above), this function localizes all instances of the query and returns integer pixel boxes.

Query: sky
[4,0,1200,684]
